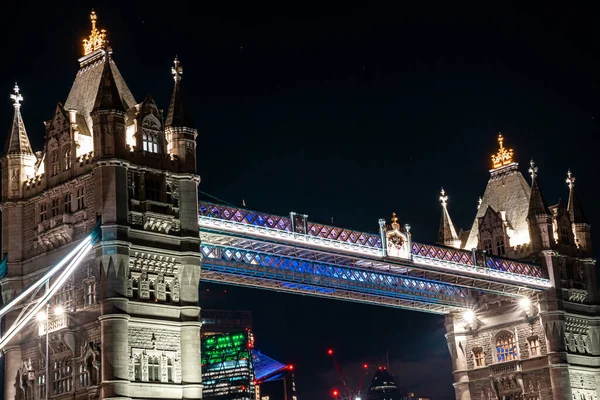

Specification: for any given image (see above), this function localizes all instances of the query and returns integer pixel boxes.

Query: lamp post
[37,303,64,400]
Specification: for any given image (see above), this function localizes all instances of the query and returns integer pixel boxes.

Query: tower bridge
[198,201,549,314]
[0,11,598,400]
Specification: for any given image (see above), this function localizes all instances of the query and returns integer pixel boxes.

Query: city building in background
[202,331,256,400]
[254,351,297,400]
[201,309,253,334]
[366,368,402,400]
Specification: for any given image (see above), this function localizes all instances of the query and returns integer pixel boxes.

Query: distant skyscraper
[201,330,257,400]
[253,351,297,400]
[366,368,402,400]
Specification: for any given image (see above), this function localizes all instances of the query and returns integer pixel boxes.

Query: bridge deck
[198,202,549,288]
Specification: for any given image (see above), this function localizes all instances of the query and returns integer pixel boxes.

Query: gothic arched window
[143,132,159,153]
[495,237,505,256]
[79,363,89,388]
[483,239,492,253]
[560,226,570,244]
[134,355,141,381]
[51,150,59,176]
[148,356,160,381]
[167,358,174,382]
[495,331,517,362]
[63,145,72,170]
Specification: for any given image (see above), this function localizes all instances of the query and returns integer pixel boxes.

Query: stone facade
[1,12,201,400]
[442,139,599,400]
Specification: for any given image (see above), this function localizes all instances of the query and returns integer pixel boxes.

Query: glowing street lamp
[36,311,47,321]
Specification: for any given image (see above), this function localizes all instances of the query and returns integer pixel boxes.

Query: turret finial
[10,83,23,108]
[528,159,538,181]
[439,187,448,207]
[491,132,514,169]
[477,196,482,210]
[172,56,183,82]
[83,10,107,56]
[567,169,575,190]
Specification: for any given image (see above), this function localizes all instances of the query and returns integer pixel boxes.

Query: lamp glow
[54,305,64,316]
[463,310,475,323]
[519,297,531,311]
[36,311,47,321]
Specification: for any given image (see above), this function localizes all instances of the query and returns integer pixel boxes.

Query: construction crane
[327,348,370,400]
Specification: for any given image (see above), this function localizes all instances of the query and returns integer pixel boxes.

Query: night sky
[1,2,599,399]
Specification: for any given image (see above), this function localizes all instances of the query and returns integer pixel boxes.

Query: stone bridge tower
[0,12,202,400]
[441,135,598,400]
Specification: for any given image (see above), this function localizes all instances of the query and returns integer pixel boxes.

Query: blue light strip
[201,245,470,307]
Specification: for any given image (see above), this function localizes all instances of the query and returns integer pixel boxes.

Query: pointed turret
[437,188,461,248]
[464,134,532,251]
[566,170,592,254]
[165,56,194,129]
[1,84,37,200]
[526,160,554,251]
[4,84,33,156]
[92,52,126,113]
[164,57,198,173]
[90,52,126,158]
[64,11,135,147]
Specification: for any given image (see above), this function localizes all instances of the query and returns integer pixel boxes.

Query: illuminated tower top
[491,133,515,170]
[83,11,107,56]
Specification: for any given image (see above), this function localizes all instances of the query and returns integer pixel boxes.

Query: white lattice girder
[200,231,542,297]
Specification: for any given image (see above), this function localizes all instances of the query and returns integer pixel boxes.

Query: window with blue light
[495,332,517,362]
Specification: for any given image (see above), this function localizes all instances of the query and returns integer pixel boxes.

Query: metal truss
[201,244,472,309]
[200,231,545,297]
[200,269,464,315]
[198,202,548,283]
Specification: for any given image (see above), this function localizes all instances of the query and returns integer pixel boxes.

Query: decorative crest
[528,159,538,181]
[10,83,23,108]
[566,169,575,190]
[491,133,514,169]
[83,11,107,56]
[172,56,183,82]
[439,187,448,207]
[390,212,400,230]
[477,196,482,210]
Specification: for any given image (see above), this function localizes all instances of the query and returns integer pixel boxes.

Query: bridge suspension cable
[0,225,101,353]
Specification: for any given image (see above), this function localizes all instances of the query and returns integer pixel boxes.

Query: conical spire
[4,83,33,156]
[527,159,550,218]
[92,53,126,113]
[566,170,588,224]
[165,56,194,128]
[437,188,460,248]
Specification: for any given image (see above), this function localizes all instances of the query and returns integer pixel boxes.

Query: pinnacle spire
[437,187,460,248]
[4,83,33,156]
[527,160,550,218]
[165,56,194,128]
[566,169,588,224]
[92,53,125,112]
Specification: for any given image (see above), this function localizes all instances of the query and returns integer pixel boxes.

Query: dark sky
[1,1,599,399]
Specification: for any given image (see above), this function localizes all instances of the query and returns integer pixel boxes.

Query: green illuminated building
[202,330,256,399]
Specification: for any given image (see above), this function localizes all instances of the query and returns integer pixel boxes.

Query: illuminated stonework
[82,11,106,56]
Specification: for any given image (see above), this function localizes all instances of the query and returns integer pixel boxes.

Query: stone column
[3,344,22,400]
[179,256,202,399]
[99,302,130,399]
[445,313,472,400]
[181,321,203,399]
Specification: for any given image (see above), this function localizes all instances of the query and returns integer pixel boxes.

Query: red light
[288,365,294,370]
[378,366,383,370]
[327,349,333,355]
[242,386,246,391]
[363,363,368,369]
[332,389,339,397]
